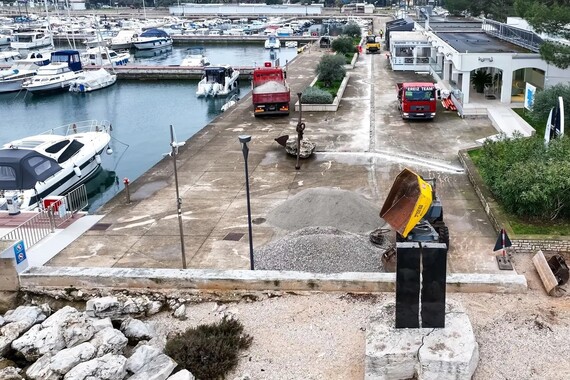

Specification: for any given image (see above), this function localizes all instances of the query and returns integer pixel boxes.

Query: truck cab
[396,82,437,120]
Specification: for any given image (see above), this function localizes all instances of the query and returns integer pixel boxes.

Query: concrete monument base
[365,301,479,380]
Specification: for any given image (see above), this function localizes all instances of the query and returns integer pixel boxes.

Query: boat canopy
[140,28,169,38]
[0,149,61,190]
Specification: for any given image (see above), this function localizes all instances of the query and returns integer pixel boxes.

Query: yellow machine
[380,168,448,247]
[365,34,380,54]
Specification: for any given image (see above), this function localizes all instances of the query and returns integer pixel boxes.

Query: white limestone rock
[51,342,97,374]
[121,298,143,314]
[4,305,47,324]
[89,317,113,332]
[63,353,127,380]
[168,369,196,380]
[85,297,121,319]
[173,304,187,320]
[120,318,154,342]
[127,344,180,380]
[12,306,94,362]
[0,316,5,327]
[89,327,128,357]
[146,301,162,316]
[26,354,57,380]
[0,366,24,380]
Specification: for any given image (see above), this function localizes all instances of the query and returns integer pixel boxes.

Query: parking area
[46,18,505,275]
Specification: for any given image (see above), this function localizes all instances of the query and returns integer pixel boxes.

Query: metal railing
[482,19,542,53]
[0,184,89,250]
[42,120,112,136]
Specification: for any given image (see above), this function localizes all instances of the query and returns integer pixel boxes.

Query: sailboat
[69,21,116,93]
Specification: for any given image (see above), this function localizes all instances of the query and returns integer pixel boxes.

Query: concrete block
[365,302,478,380]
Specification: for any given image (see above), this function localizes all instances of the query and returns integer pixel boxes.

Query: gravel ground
[148,281,570,380]
[255,226,389,273]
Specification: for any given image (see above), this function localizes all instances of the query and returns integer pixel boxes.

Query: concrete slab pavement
[42,16,513,277]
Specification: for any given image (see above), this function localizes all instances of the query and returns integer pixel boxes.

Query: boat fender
[95,154,101,164]
[106,146,113,155]
[74,166,82,178]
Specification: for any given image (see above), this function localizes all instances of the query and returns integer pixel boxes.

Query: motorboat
[0,52,50,93]
[0,120,112,211]
[133,46,172,59]
[0,50,20,64]
[0,29,12,46]
[264,34,281,49]
[180,47,210,67]
[69,68,116,93]
[82,47,130,67]
[196,65,240,98]
[132,28,173,50]
[285,41,298,48]
[22,50,83,94]
[10,30,53,50]
[109,29,139,50]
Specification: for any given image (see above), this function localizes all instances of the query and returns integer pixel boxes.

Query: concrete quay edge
[19,267,528,294]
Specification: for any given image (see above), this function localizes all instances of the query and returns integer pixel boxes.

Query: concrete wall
[0,258,19,291]
[19,266,528,294]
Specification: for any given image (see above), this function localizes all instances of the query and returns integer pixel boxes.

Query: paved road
[47,16,503,274]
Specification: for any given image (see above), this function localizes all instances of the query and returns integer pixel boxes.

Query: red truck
[252,64,290,116]
[396,82,438,120]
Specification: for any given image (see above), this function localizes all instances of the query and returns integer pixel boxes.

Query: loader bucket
[380,168,433,238]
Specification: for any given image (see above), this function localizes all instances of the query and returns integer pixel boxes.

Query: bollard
[123,178,131,204]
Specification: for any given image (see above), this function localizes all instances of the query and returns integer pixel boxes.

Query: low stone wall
[294,73,350,112]
[459,149,570,254]
[19,267,528,295]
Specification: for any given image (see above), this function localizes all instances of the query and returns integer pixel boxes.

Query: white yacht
[22,50,83,94]
[10,30,53,50]
[82,47,130,67]
[196,65,240,98]
[0,52,50,93]
[132,28,173,50]
[0,50,20,64]
[0,29,12,46]
[264,34,281,49]
[180,47,210,67]
[109,29,139,50]
[69,68,116,93]
[0,120,112,211]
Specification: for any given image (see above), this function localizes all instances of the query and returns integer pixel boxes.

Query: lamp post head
[238,135,251,144]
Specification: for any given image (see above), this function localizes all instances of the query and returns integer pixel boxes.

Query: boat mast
[43,0,54,50]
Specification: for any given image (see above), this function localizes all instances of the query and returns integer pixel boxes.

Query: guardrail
[0,184,89,250]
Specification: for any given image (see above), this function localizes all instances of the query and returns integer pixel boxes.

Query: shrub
[315,54,346,87]
[331,36,357,55]
[529,83,570,127]
[342,22,362,38]
[475,133,570,221]
[164,316,253,380]
[301,86,334,104]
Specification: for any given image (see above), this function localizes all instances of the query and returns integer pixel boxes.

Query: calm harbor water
[0,44,298,212]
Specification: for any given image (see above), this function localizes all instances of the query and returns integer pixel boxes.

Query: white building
[170,4,323,16]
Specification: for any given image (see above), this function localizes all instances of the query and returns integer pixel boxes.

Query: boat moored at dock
[69,68,116,93]
[22,50,83,94]
[0,52,50,93]
[133,28,173,50]
[0,120,112,211]
[196,65,240,97]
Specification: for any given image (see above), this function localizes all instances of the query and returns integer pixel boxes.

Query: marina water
[0,43,298,212]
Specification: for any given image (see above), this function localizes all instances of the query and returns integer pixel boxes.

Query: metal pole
[170,125,187,269]
[239,135,254,270]
[295,92,305,170]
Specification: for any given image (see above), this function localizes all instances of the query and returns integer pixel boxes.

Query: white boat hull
[196,72,240,98]
[69,69,116,93]
[133,38,173,50]
[24,73,80,93]
[0,77,28,93]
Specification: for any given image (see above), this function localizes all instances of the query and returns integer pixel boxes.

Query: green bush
[315,54,346,87]
[331,36,357,55]
[529,83,570,128]
[301,86,334,104]
[475,133,570,221]
[165,316,253,380]
[342,22,362,38]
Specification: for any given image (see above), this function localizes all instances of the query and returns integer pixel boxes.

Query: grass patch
[467,147,482,162]
[513,108,547,137]
[315,79,342,98]
[509,217,570,236]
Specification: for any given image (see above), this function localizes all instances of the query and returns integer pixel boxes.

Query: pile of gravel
[266,188,383,234]
[255,226,388,273]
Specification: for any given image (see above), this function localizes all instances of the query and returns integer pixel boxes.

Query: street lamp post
[239,135,254,270]
[169,125,187,269]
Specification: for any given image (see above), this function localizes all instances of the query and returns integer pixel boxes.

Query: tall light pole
[239,135,254,270]
[169,125,187,269]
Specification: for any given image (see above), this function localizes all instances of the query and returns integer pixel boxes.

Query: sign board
[545,96,565,146]
[13,240,28,273]
[524,83,536,110]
